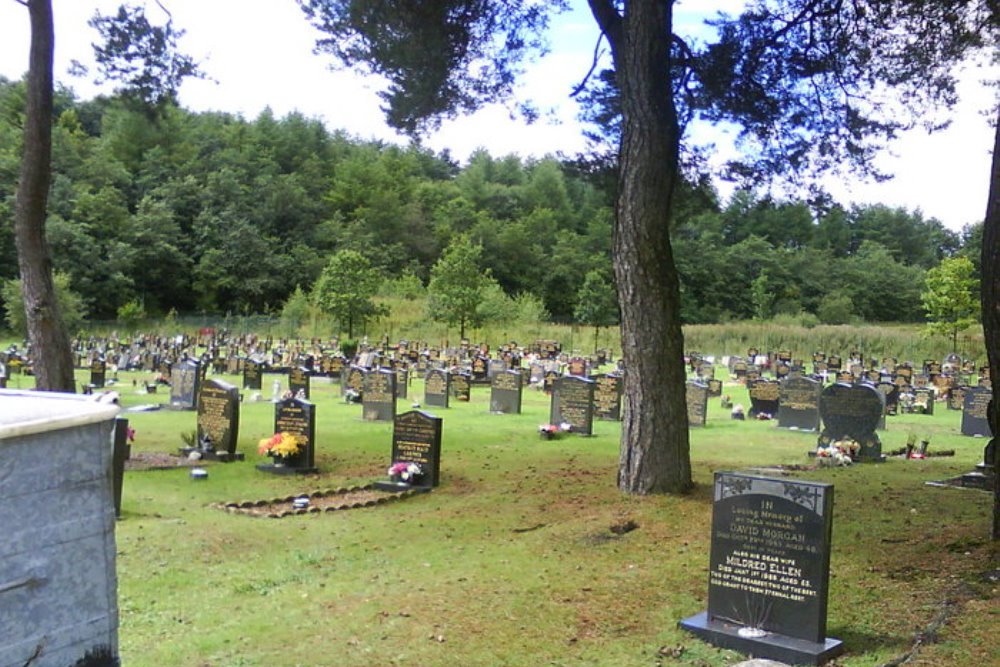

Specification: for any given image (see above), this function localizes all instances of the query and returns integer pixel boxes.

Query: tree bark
[14,0,75,392]
[591,0,692,494]
[980,107,1000,540]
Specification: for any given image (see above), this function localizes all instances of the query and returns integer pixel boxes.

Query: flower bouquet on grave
[538,423,572,440]
[257,431,305,466]
[815,437,858,466]
[387,461,423,485]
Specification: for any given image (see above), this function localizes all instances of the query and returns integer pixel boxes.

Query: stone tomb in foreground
[680,472,842,666]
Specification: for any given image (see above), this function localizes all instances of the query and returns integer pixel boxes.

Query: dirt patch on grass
[125,451,202,470]
[213,484,429,518]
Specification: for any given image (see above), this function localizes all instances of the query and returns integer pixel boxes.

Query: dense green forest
[0,76,982,330]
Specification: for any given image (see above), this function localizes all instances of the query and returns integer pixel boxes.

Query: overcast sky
[1,0,996,232]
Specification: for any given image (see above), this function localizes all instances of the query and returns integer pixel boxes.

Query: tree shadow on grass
[826,623,910,660]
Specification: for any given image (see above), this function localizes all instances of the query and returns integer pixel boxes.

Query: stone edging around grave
[213,483,429,519]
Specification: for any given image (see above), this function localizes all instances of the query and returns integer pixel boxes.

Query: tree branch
[570,33,607,98]
[586,0,622,51]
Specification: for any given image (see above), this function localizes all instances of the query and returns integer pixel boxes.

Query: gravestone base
[256,463,318,475]
[679,612,844,666]
[179,447,245,462]
[373,480,432,493]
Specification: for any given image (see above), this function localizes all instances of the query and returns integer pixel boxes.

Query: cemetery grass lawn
[16,371,998,666]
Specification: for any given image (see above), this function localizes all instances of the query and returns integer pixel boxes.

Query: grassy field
[8,366,994,667]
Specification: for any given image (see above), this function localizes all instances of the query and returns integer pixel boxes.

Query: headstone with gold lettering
[680,472,842,665]
[183,378,242,461]
[687,381,709,427]
[257,397,317,474]
[288,366,311,400]
[362,368,397,421]
[592,373,624,421]
[550,376,595,435]
[376,410,442,491]
[424,368,450,408]
[489,369,523,414]
[748,379,780,419]
[961,386,992,437]
[777,376,821,431]
[168,358,200,410]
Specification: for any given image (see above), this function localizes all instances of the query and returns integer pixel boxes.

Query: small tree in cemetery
[313,249,387,338]
[922,256,980,352]
[427,235,491,340]
[574,267,618,352]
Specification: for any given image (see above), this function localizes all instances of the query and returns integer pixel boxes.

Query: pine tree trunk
[980,109,1000,540]
[591,0,692,494]
[14,0,75,393]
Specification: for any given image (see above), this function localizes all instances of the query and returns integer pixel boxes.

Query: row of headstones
[178,373,610,478]
[685,377,992,448]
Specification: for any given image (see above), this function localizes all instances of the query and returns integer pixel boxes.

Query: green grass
[14,367,988,666]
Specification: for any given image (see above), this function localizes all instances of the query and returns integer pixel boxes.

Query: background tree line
[0,75,982,333]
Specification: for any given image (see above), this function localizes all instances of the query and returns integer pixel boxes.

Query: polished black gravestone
[550,375,596,435]
[90,358,107,389]
[948,385,967,411]
[289,366,311,399]
[424,368,451,408]
[489,370,523,414]
[961,386,992,437]
[183,378,242,461]
[877,382,900,416]
[375,410,442,492]
[243,359,262,390]
[168,358,200,410]
[451,371,472,402]
[818,383,884,461]
[687,381,708,427]
[363,368,397,421]
[342,365,366,398]
[395,368,409,400]
[748,379,781,419]
[257,397,317,474]
[778,376,822,431]
[680,472,841,666]
[593,373,623,421]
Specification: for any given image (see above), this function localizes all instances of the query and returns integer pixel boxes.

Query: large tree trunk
[14,0,75,392]
[591,0,692,494]
[980,108,1000,540]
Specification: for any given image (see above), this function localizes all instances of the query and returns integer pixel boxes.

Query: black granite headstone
[169,358,200,410]
[550,375,596,435]
[342,365,366,398]
[394,368,409,400]
[189,378,241,461]
[257,397,317,474]
[363,368,397,421]
[680,472,841,665]
[112,418,130,519]
[288,366,311,399]
[961,386,992,437]
[90,358,107,389]
[748,379,780,419]
[818,383,884,461]
[687,381,709,427]
[592,373,623,421]
[376,410,443,491]
[777,376,821,431]
[243,359,262,390]
[424,368,450,408]
[451,371,472,402]
[490,370,523,414]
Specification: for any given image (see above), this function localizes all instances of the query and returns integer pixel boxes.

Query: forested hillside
[0,76,981,328]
